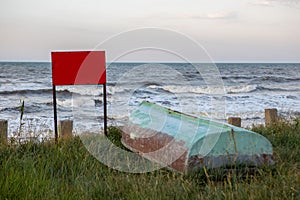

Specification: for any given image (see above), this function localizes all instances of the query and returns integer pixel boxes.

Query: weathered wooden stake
[0,120,8,144]
[265,109,278,126]
[59,120,73,139]
[228,117,242,127]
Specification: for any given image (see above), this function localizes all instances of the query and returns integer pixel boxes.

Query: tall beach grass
[0,119,299,199]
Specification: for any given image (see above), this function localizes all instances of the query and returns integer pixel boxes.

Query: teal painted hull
[121,101,274,173]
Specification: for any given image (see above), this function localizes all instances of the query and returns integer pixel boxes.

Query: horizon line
[0,60,300,64]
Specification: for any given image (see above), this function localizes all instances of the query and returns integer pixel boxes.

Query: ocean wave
[147,85,224,94]
[0,106,22,113]
[226,85,258,94]
[1,84,297,98]
[107,86,131,95]
[144,84,298,95]
[0,88,79,96]
[0,88,53,95]
[253,86,299,93]
[0,102,55,114]
[222,75,300,83]
[256,76,300,83]
[227,85,299,94]
[222,75,255,80]
[0,87,102,97]
[250,76,300,84]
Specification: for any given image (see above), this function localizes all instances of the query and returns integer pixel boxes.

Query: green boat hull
[121,101,274,173]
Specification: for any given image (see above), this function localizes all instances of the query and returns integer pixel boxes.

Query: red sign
[51,51,106,85]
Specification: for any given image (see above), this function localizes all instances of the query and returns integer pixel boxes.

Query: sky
[0,0,300,62]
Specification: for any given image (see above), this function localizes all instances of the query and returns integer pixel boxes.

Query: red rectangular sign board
[51,51,106,86]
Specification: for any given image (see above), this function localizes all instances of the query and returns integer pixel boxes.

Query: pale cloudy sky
[0,0,299,62]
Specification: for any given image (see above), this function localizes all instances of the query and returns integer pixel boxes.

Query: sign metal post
[51,51,107,142]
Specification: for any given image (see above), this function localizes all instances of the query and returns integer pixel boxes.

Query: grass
[0,119,299,199]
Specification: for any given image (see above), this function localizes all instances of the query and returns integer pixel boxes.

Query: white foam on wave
[226,85,258,94]
[57,99,73,107]
[0,82,50,93]
[147,85,218,94]
[147,84,263,94]
[56,86,103,96]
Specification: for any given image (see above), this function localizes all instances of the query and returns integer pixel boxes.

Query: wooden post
[228,117,242,127]
[59,120,73,139]
[0,120,8,144]
[265,109,278,126]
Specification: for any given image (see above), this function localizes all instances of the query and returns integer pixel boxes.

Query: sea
[0,62,299,139]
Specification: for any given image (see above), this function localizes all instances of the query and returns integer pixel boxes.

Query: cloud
[192,11,238,20]
[250,0,300,8]
[251,1,274,7]
[141,10,238,21]
[276,0,300,8]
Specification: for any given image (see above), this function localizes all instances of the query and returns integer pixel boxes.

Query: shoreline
[1,113,299,143]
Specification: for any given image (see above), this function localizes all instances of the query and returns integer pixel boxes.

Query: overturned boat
[121,101,274,173]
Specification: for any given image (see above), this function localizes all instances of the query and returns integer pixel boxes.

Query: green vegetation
[0,119,299,199]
